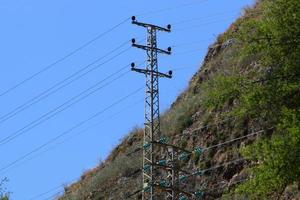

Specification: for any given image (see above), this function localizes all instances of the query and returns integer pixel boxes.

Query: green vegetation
[59,0,300,199]
[201,0,300,198]
[0,178,9,200]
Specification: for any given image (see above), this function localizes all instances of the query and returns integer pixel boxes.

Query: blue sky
[0,0,254,199]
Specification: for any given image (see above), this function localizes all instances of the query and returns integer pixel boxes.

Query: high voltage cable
[0,63,136,147]
[174,48,206,56]
[129,115,238,142]
[127,72,296,156]
[171,9,263,25]
[35,158,142,200]
[172,65,199,71]
[136,0,208,17]
[42,191,63,200]
[165,73,299,138]
[29,185,62,200]
[0,18,130,98]
[171,9,240,25]
[29,121,252,199]
[171,39,214,48]
[3,99,144,175]
[199,158,245,174]
[174,17,236,32]
[125,158,246,199]
[0,86,143,174]
[203,130,266,151]
[0,40,131,125]
[127,127,265,157]
[0,39,201,125]
[0,3,268,198]
[207,179,249,199]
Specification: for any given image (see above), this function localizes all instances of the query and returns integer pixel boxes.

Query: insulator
[131,16,136,21]
[179,175,188,182]
[168,70,173,76]
[143,164,151,172]
[131,38,136,44]
[159,180,168,187]
[193,147,203,156]
[167,24,171,30]
[158,136,167,144]
[131,62,135,68]
[192,170,203,176]
[158,159,167,166]
[167,47,172,52]
[179,195,187,200]
[143,185,151,192]
[143,142,151,150]
[195,191,204,198]
[179,153,188,161]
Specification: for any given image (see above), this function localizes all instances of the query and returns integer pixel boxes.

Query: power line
[204,130,265,151]
[0,38,207,125]
[174,17,236,32]
[127,127,266,158]
[171,9,241,25]
[0,17,130,98]
[171,39,214,48]
[0,68,130,146]
[36,160,143,200]
[0,40,132,125]
[174,48,206,56]
[136,0,208,17]
[3,99,144,175]
[29,185,62,200]
[171,9,263,25]
[42,190,63,200]
[125,158,246,199]
[0,86,143,174]
[0,63,137,147]
[29,124,254,200]
[129,115,238,141]
[171,65,199,72]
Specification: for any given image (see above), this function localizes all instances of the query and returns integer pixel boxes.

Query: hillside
[59,0,300,199]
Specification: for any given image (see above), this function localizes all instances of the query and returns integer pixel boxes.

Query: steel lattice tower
[131,16,172,200]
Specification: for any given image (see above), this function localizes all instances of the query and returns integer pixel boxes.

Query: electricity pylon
[131,16,172,200]
[131,16,203,200]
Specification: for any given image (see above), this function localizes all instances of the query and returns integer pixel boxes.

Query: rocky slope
[58,1,300,199]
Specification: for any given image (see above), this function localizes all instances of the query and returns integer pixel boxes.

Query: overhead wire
[28,184,62,200]
[174,17,237,32]
[42,190,63,200]
[0,62,141,147]
[174,48,206,56]
[0,2,270,198]
[0,86,144,174]
[203,129,266,151]
[136,0,209,17]
[8,3,282,198]
[0,38,208,125]
[3,99,144,175]
[0,17,130,98]
[37,164,143,200]
[171,9,263,25]
[125,158,246,199]
[171,39,214,48]
[171,9,241,25]
[126,126,266,157]
[30,147,144,200]
[0,39,132,125]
